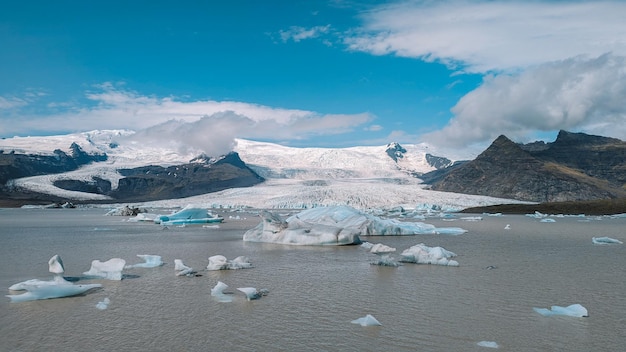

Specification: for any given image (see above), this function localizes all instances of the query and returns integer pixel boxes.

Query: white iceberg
[477,341,499,348]
[48,254,65,274]
[236,287,268,301]
[399,243,459,266]
[533,303,588,317]
[592,237,623,245]
[7,255,102,303]
[96,297,111,310]
[351,314,382,326]
[174,259,196,276]
[7,282,102,303]
[125,255,164,268]
[154,205,223,226]
[206,255,253,271]
[211,281,233,302]
[83,258,126,280]
[368,243,399,267]
[243,206,466,246]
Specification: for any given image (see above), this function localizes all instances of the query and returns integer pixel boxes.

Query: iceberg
[83,258,126,280]
[96,297,111,310]
[243,206,466,246]
[174,259,196,276]
[206,255,253,271]
[7,255,102,303]
[533,304,588,317]
[368,243,399,267]
[125,255,164,268]
[7,282,102,303]
[237,287,268,301]
[211,281,233,302]
[351,314,382,327]
[477,341,499,348]
[592,237,623,245]
[399,243,459,266]
[154,205,224,226]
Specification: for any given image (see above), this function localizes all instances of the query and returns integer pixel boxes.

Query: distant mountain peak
[385,142,407,162]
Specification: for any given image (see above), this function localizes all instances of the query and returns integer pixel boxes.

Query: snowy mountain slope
[0,130,527,209]
[233,138,438,179]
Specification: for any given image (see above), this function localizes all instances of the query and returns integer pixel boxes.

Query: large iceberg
[83,258,126,280]
[7,255,102,303]
[154,205,223,226]
[243,206,466,246]
[399,243,459,266]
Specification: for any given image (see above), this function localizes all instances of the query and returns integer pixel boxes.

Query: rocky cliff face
[425,131,626,202]
[48,152,264,202]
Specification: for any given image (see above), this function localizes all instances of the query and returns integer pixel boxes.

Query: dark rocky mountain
[0,146,264,204]
[424,131,626,202]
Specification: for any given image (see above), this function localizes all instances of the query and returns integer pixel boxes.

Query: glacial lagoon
[1,207,625,351]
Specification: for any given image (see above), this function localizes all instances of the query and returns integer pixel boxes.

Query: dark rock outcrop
[424,131,626,202]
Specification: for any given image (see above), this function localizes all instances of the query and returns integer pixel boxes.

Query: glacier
[0,130,530,211]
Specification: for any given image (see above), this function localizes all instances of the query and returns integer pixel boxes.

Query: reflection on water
[1,208,625,351]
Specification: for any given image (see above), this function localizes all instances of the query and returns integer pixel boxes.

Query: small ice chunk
[48,255,65,275]
[211,281,233,302]
[504,224,511,230]
[207,255,252,271]
[533,304,588,317]
[125,255,164,268]
[592,237,623,245]
[540,218,556,223]
[369,243,396,254]
[174,259,195,276]
[237,287,262,301]
[477,341,499,348]
[399,243,459,266]
[351,314,382,326]
[96,297,110,310]
[83,258,126,280]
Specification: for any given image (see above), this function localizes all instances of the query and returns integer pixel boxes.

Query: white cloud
[279,25,331,43]
[344,1,626,147]
[0,96,28,110]
[346,0,626,73]
[422,54,626,147]
[1,84,373,156]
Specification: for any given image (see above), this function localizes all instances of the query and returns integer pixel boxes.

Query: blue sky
[2,0,626,157]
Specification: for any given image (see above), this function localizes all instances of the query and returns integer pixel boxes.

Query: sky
[2,0,626,158]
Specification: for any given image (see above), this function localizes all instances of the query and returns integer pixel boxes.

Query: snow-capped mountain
[0,130,525,210]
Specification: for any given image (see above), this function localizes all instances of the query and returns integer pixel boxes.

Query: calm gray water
[1,208,624,352]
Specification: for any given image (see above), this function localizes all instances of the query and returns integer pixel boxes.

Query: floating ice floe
[540,218,556,223]
[83,258,126,280]
[237,287,268,301]
[367,243,399,267]
[533,304,588,317]
[477,341,499,348]
[504,224,511,230]
[211,281,233,302]
[96,297,111,310]
[174,259,196,276]
[243,206,467,246]
[206,255,253,271]
[125,254,164,268]
[592,237,623,245]
[399,243,459,266]
[154,205,224,226]
[7,255,102,303]
[351,314,382,327]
